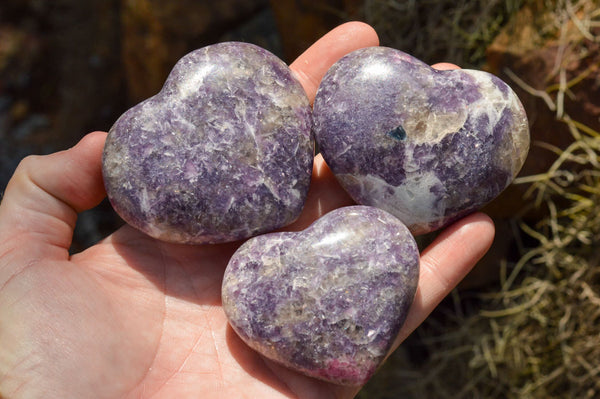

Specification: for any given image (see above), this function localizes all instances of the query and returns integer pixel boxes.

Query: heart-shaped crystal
[222,206,419,386]
[313,47,530,234]
[102,42,313,244]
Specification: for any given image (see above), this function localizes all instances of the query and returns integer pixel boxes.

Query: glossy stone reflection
[313,46,530,234]
[222,206,420,386]
[102,42,313,244]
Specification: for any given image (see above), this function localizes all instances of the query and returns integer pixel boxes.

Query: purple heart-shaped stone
[102,42,313,244]
[313,47,530,234]
[222,206,419,386]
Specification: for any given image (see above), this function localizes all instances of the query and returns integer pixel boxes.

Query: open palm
[0,22,494,399]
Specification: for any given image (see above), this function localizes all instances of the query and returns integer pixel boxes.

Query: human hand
[0,22,494,399]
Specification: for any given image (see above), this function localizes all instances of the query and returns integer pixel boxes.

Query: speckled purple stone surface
[222,206,419,386]
[313,47,530,235]
[102,42,313,244]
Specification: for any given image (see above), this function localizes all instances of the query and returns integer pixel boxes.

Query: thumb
[0,131,108,262]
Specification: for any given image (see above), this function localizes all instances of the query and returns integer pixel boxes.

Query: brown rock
[1,0,124,174]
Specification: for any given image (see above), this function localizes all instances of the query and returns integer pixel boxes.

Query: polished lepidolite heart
[313,47,530,235]
[102,42,313,244]
[222,206,420,386]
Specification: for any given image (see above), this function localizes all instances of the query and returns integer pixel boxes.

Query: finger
[290,21,379,104]
[0,131,108,261]
[432,62,460,71]
[392,212,495,347]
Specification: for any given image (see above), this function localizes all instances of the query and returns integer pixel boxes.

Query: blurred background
[1,0,599,397]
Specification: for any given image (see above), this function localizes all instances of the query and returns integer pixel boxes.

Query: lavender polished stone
[102,42,313,244]
[222,206,419,386]
[313,47,530,235]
